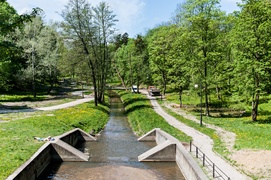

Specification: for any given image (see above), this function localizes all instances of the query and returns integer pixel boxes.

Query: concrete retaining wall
[7,128,95,180]
[138,128,208,180]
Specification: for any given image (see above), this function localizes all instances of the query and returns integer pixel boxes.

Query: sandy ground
[165,103,271,179]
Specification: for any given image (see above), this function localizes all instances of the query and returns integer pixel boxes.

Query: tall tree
[38,24,61,93]
[61,0,117,105]
[147,25,182,95]
[0,1,40,91]
[176,0,225,116]
[231,0,271,121]
[16,16,44,97]
[92,2,117,102]
[133,34,149,92]
[113,43,130,89]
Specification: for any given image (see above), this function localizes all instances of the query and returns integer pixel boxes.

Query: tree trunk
[252,92,260,121]
[204,60,209,116]
[32,51,36,98]
[179,86,183,108]
[115,66,127,91]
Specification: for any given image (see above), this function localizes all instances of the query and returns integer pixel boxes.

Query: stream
[42,91,185,180]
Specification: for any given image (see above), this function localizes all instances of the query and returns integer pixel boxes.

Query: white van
[131,85,138,93]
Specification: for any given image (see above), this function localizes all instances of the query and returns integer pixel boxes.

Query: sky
[7,0,241,38]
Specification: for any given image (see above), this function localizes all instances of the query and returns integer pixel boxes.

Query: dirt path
[165,102,236,151]
[161,102,271,179]
[0,94,94,122]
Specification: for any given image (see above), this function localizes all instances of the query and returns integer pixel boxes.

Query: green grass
[0,94,47,102]
[163,92,271,151]
[158,101,230,158]
[0,102,109,180]
[203,116,271,150]
[119,91,191,142]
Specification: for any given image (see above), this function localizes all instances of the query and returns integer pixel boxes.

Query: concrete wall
[7,128,95,180]
[58,128,96,146]
[6,143,54,180]
[138,128,208,180]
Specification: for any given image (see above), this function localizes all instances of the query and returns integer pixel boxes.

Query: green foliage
[0,1,18,35]
[0,102,109,179]
[119,91,191,142]
[161,103,229,157]
[230,0,271,121]
[0,94,46,102]
[163,93,271,151]
[61,0,118,105]
[147,25,183,94]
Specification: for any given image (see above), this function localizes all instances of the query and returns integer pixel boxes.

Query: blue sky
[7,0,241,38]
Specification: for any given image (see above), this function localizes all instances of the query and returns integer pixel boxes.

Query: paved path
[145,94,250,180]
[0,96,94,114]
[36,97,94,111]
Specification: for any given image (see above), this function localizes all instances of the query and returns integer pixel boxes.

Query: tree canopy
[1,0,271,121]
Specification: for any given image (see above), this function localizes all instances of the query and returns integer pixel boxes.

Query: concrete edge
[6,142,52,180]
[6,128,92,180]
[51,139,89,161]
[57,128,96,141]
[138,128,160,141]
[138,140,176,161]
[138,128,208,180]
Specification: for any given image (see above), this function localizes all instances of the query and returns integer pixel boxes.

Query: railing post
[203,153,205,167]
[190,141,192,152]
[196,147,198,158]
[213,163,215,178]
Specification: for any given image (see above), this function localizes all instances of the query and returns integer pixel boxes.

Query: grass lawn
[0,102,109,180]
[163,92,271,151]
[118,91,191,142]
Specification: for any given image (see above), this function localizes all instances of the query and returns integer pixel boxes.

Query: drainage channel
[41,91,185,180]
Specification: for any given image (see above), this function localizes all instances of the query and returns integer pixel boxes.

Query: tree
[147,25,182,95]
[231,0,271,121]
[133,34,149,92]
[112,32,129,89]
[61,0,117,105]
[38,23,62,93]
[16,16,44,97]
[113,32,128,50]
[0,1,30,91]
[175,0,226,115]
[113,43,130,89]
[92,1,118,102]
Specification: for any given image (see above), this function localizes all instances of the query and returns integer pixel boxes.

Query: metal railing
[189,141,230,180]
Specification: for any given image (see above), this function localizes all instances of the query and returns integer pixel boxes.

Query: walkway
[36,97,94,111]
[0,95,94,114]
[146,94,250,180]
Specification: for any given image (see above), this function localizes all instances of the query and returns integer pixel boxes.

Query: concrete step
[138,140,176,162]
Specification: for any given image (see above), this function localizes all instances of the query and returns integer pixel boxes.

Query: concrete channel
[7,127,207,180]
[6,128,95,180]
[138,128,208,180]
[7,91,207,179]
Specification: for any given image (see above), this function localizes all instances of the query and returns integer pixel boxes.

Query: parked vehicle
[131,85,138,93]
[148,86,161,96]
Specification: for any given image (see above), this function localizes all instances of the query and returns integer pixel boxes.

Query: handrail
[189,141,230,180]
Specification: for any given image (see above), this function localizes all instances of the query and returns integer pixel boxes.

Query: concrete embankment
[138,128,208,180]
[7,128,95,180]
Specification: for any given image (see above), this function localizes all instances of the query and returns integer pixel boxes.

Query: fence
[189,141,230,180]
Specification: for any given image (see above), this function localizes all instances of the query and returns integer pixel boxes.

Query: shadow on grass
[244,116,271,124]
[122,97,150,107]
[125,104,153,114]
[191,104,248,118]
[93,104,110,115]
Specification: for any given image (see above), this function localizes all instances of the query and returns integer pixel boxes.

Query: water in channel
[45,91,185,180]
